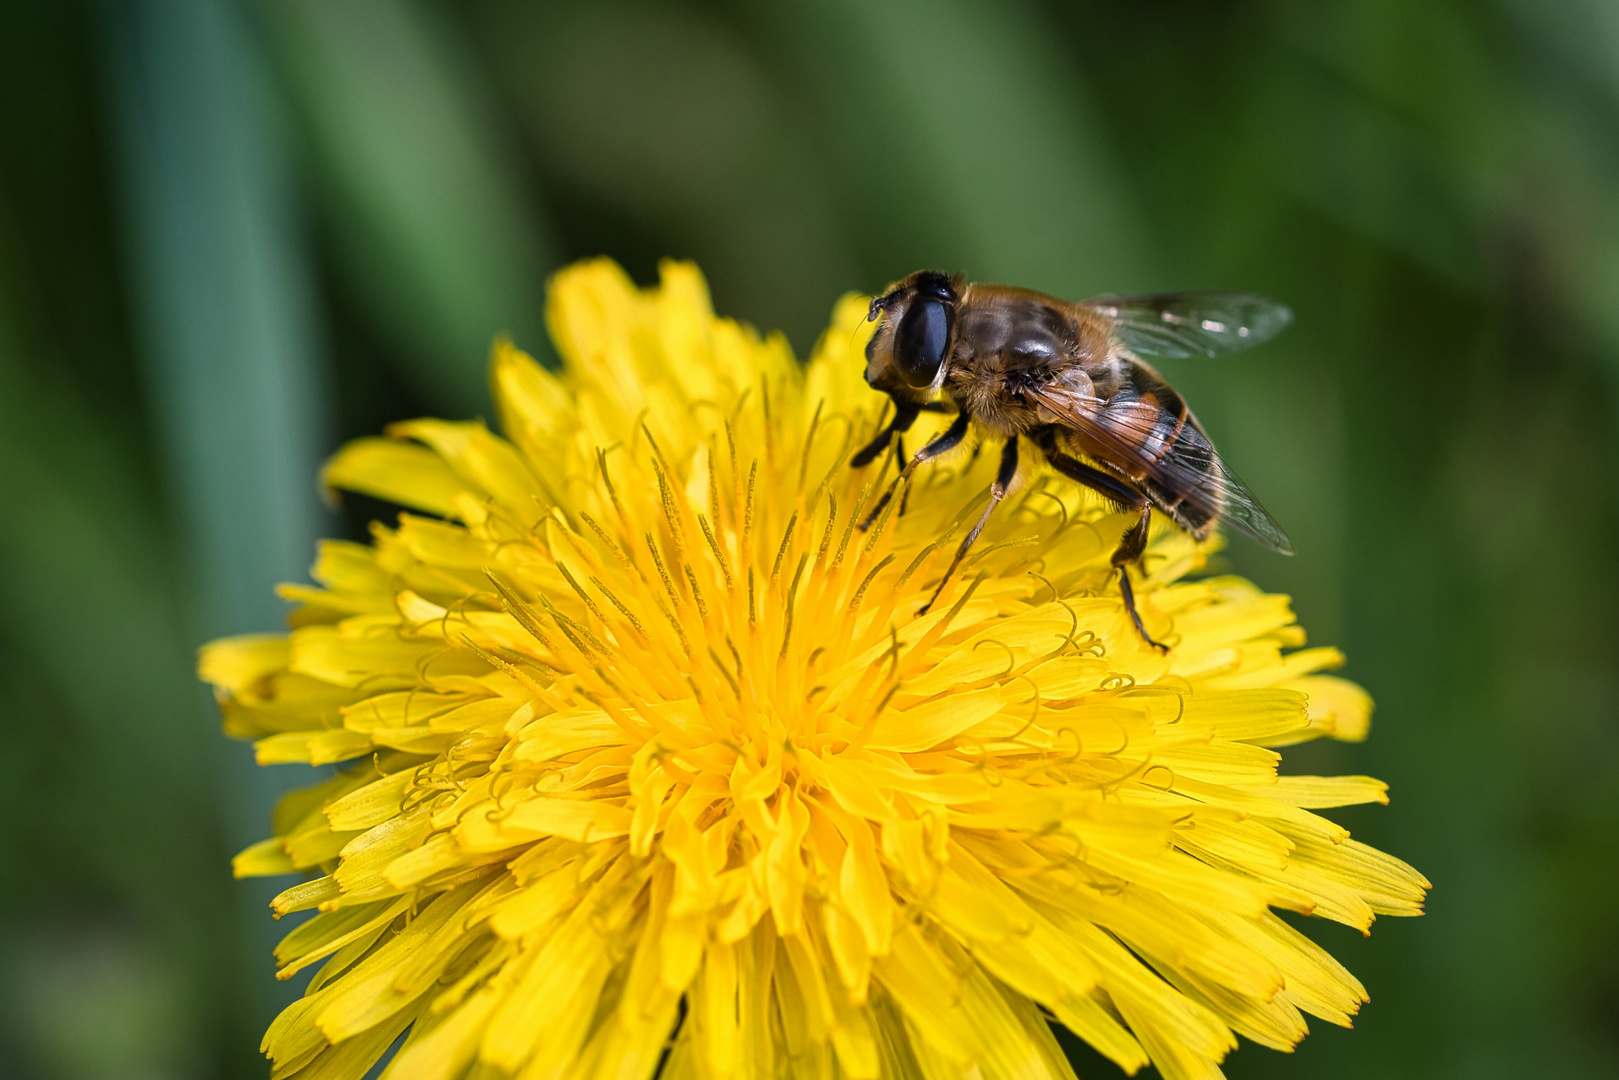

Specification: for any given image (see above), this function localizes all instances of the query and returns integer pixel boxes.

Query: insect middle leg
[1040,442,1168,652]
[858,408,971,530]
[917,438,1019,616]
[895,407,951,517]
[850,400,955,468]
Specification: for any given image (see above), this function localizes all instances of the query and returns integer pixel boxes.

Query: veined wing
[1086,292,1292,359]
[1028,382,1294,554]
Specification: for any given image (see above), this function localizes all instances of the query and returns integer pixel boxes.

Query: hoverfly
[853,271,1294,651]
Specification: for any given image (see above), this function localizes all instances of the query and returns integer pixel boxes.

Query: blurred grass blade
[478,0,857,351]
[741,0,1152,294]
[0,249,215,967]
[0,288,229,1073]
[107,0,331,636]
[265,0,557,408]
[103,0,333,1025]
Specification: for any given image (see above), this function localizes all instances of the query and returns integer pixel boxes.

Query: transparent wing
[1029,383,1294,554]
[1194,454,1294,554]
[1086,292,1293,359]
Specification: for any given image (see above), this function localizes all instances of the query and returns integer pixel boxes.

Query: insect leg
[894,410,950,515]
[851,399,921,468]
[859,409,971,530]
[895,434,911,517]
[1113,553,1164,651]
[1112,502,1153,567]
[918,438,1019,615]
[1041,443,1168,653]
[1111,503,1165,651]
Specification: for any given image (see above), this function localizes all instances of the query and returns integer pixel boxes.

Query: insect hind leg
[1112,504,1167,652]
[1039,437,1169,653]
[1114,562,1167,653]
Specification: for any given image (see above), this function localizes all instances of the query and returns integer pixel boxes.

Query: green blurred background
[2,0,1617,1077]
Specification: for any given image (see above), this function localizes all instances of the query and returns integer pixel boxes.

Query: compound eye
[893,298,950,389]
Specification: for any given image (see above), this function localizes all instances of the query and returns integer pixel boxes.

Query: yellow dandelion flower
[201,258,1427,1080]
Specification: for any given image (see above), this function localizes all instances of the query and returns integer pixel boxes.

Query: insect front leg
[859,409,971,530]
[850,399,921,468]
[917,438,1019,616]
[895,434,911,517]
[1040,441,1169,653]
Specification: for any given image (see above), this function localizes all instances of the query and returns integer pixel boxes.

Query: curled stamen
[1096,713,1132,758]
[1141,764,1177,791]
[972,638,1018,682]
[1068,629,1105,659]
[1122,683,1189,725]
[1094,754,1155,798]
[1028,570,1061,605]
[1002,673,1044,744]
[1052,726,1084,765]
[488,768,525,809]
[955,736,1003,787]
[1022,485,1070,536]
